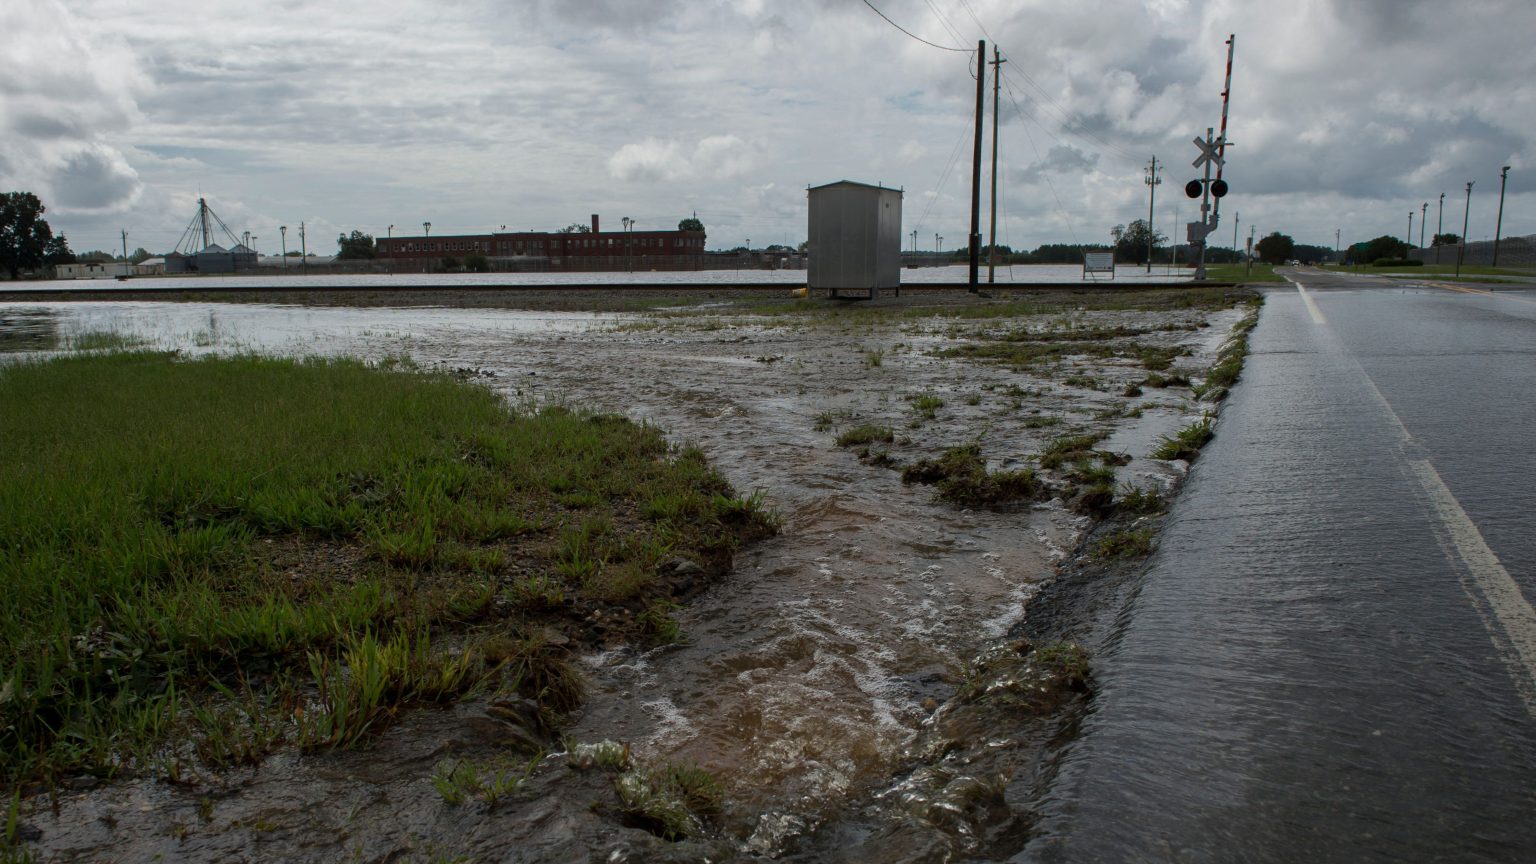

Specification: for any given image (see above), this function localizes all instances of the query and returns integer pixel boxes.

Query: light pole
[1493,166,1510,267]
[424,221,431,238]
[280,225,287,272]
[1457,181,1473,277]
[299,221,307,275]
[1436,192,1445,264]
[1420,202,1427,250]
[622,216,633,272]
[1407,211,1414,258]
[387,224,394,275]
[1233,211,1240,267]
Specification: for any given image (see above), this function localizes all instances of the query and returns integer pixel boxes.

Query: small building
[55,262,133,280]
[376,214,707,272]
[806,180,903,299]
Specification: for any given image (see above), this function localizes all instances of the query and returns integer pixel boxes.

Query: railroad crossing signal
[1192,134,1225,169]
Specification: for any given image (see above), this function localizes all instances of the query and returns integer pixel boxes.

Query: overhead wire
[999,74,1086,251]
[860,0,973,52]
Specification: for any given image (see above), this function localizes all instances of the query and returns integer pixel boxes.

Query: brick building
[376,214,706,271]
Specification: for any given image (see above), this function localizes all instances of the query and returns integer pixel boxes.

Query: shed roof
[807,180,903,194]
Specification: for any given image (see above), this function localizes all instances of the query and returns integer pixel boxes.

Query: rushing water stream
[2,296,1237,861]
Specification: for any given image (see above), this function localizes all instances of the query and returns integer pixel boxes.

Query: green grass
[835,424,894,447]
[900,444,1044,508]
[909,392,944,420]
[1201,263,1285,283]
[1037,433,1106,469]
[1093,529,1155,559]
[0,351,776,786]
[1151,416,1215,461]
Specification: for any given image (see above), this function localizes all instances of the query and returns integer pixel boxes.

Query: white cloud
[0,0,1530,252]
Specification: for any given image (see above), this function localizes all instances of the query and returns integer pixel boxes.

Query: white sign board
[1083,252,1115,281]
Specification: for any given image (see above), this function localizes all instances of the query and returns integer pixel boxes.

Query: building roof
[807,180,904,194]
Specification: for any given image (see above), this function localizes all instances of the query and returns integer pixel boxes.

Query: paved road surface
[1025,269,1536,862]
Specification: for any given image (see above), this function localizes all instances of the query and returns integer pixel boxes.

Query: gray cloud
[4,0,1531,253]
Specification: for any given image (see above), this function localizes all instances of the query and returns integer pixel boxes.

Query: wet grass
[0,351,776,786]
[1093,529,1156,559]
[615,760,724,841]
[1202,263,1285,283]
[1151,416,1215,461]
[909,392,944,420]
[835,424,895,447]
[1036,433,1106,469]
[900,444,1044,508]
[1193,298,1262,402]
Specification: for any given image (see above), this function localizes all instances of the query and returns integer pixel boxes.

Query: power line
[860,0,973,52]
[998,75,1085,250]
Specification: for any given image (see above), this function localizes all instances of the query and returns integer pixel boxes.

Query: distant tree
[440,255,462,272]
[797,240,809,252]
[556,223,591,234]
[284,250,304,257]
[1293,243,1333,264]
[336,230,377,259]
[1110,219,1166,265]
[1255,232,1296,265]
[464,253,490,273]
[678,217,705,232]
[1431,232,1460,247]
[78,250,116,263]
[43,234,77,267]
[0,191,55,279]
[1358,235,1408,264]
[128,247,152,264]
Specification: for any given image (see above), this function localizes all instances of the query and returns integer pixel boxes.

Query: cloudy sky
[3,0,1532,257]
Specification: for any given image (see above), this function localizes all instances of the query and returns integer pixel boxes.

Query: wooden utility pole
[987,47,1005,283]
[968,40,985,292]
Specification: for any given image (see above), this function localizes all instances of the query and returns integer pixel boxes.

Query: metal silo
[807,181,903,299]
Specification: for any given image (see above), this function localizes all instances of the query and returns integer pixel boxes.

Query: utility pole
[1145,155,1161,274]
[1233,211,1240,265]
[280,226,287,272]
[300,221,307,275]
[968,39,986,293]
[120,229,129,277]
[1493,166,1510,267]
[987,46,1005,283]
[1436,192,1445,264]
[1247,225,1255,276]
[1408,211,1414,255]
[387,225,394,275]
[911,229,918,264]
[1335,228,1341,266]
[1420,202,1428,250]
[1457,181,1473,277]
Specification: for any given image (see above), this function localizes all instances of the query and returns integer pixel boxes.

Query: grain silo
[806,181,903,299]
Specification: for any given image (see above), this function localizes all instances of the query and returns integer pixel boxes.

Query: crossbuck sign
[1192,134,1225,170]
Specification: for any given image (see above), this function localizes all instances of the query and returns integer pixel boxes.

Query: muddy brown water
[2,297,1242,862]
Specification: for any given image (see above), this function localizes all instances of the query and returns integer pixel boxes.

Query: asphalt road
[1024,269,1536,862]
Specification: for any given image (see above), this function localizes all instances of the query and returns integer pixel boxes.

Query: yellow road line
[1423,281,1536,304]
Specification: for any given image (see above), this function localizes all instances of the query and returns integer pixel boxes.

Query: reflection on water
[0,309,59,352]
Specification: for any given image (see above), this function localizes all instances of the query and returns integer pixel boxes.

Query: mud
[3,289,1247,862]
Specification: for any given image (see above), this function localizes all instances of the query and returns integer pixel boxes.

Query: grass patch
[1201,263,1285,283]
[616,761,725,841]
[1093,529,1155,559]
[909,393,944,420]
[1037,433,1106,469]
[835,424,894,447]
[0,351,776,786]
[901,444,1044,508]
[1151,416,1215,461]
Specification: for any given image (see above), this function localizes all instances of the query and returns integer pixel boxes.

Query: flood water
[2,295,1236,861]
[6,263,1191,292]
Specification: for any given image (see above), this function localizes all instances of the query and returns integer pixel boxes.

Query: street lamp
[424,221,431,238]
[622,216,633,273]
[1494,166,1510,267]
[387,224,394,275]
[280,225,287,272]
[1408,211,1414,257]
[1457,181,1474,277]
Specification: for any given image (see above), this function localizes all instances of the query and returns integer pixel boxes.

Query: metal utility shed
[807,180,903,299]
